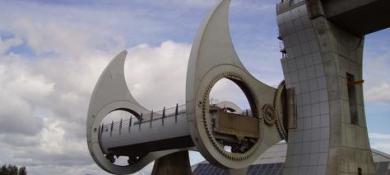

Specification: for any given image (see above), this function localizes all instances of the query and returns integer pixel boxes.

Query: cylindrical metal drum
[99,108,193,156]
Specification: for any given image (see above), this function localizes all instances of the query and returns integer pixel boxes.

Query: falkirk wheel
[86,0,389,175]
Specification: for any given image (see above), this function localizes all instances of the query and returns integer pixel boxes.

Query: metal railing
[100,104,187,136]
[99,103,255,137]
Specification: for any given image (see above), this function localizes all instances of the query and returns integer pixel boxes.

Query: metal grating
[193,163,284,175]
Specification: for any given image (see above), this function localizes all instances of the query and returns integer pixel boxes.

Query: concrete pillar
[277,0,375,174]
[229,168,248,175]
[152,151,192,175]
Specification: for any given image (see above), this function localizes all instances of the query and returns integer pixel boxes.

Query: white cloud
[210,78,251,109]
[0,27,232,173]
[158,0,216,7]
[370,133,390,140]
[0,37,23,54]
[363,38,390,103]
[0,0,388,175]
[372,143,390,155]
[2,15,125,57]
[369,133,390,154]
[0,39,195,174]
[127,0,275,11]
[40,118,66,154]
[27,164,110,175]
[125,41,190,109]
[0,58,46,135]
[0,6,198,174]
[365,81,390,103]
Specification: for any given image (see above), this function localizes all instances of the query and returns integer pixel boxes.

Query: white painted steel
[186,0,282,169]
[86,51,183,174]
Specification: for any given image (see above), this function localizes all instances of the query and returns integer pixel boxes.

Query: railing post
[110,121,114,137]
[119,118,123,135]
[100,124,104,135]
[129,117,132,133]
[175,104,179,123]
[162,107,166,126]
[139,113,143,130]
[150,110,153,128]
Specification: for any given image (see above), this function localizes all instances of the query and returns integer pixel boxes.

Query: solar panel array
[193,163,228,175]
[193,163,284,175]
[193,143,390,175]
[247,163,283,175]
[193,162,390,175]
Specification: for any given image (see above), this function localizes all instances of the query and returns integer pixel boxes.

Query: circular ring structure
[88,101,152,174]
[188,64,273,169]
[262,104,276,126]
[199,71,261,161]
[274,81,289,141]
[185,0,283,169]
[86,51,181,174]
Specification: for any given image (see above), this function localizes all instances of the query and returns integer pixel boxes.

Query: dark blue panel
[194,163,286,175]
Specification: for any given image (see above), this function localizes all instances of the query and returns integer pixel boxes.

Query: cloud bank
[0,0,389,175]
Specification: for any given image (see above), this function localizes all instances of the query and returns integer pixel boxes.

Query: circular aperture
[99,110,141,166]
[206,77,260,158]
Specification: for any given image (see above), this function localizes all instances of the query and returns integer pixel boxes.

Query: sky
[0,0,389,174]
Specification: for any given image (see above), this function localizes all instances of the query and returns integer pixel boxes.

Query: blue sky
[0,0,389,174]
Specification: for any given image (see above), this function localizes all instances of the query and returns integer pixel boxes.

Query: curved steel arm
[186,0,282,169]
[86,51,180,174]
[88,50,148,118]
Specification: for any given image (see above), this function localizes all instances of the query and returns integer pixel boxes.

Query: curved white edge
[186,0,274,103]
[87,50,148,118]
[187,0,236,100]
[186,0,282,169]
[216,101,243,114]
[86,50,156,174]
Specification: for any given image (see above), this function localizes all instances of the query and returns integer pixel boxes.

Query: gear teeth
[199,73,261,161]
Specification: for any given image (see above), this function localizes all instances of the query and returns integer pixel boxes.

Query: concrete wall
[277,0,376,174]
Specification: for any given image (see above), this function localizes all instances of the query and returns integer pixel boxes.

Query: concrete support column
[229,168,248,175]
[311,14,375,175]
[277,0,375,174]
[152,151,192,175]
